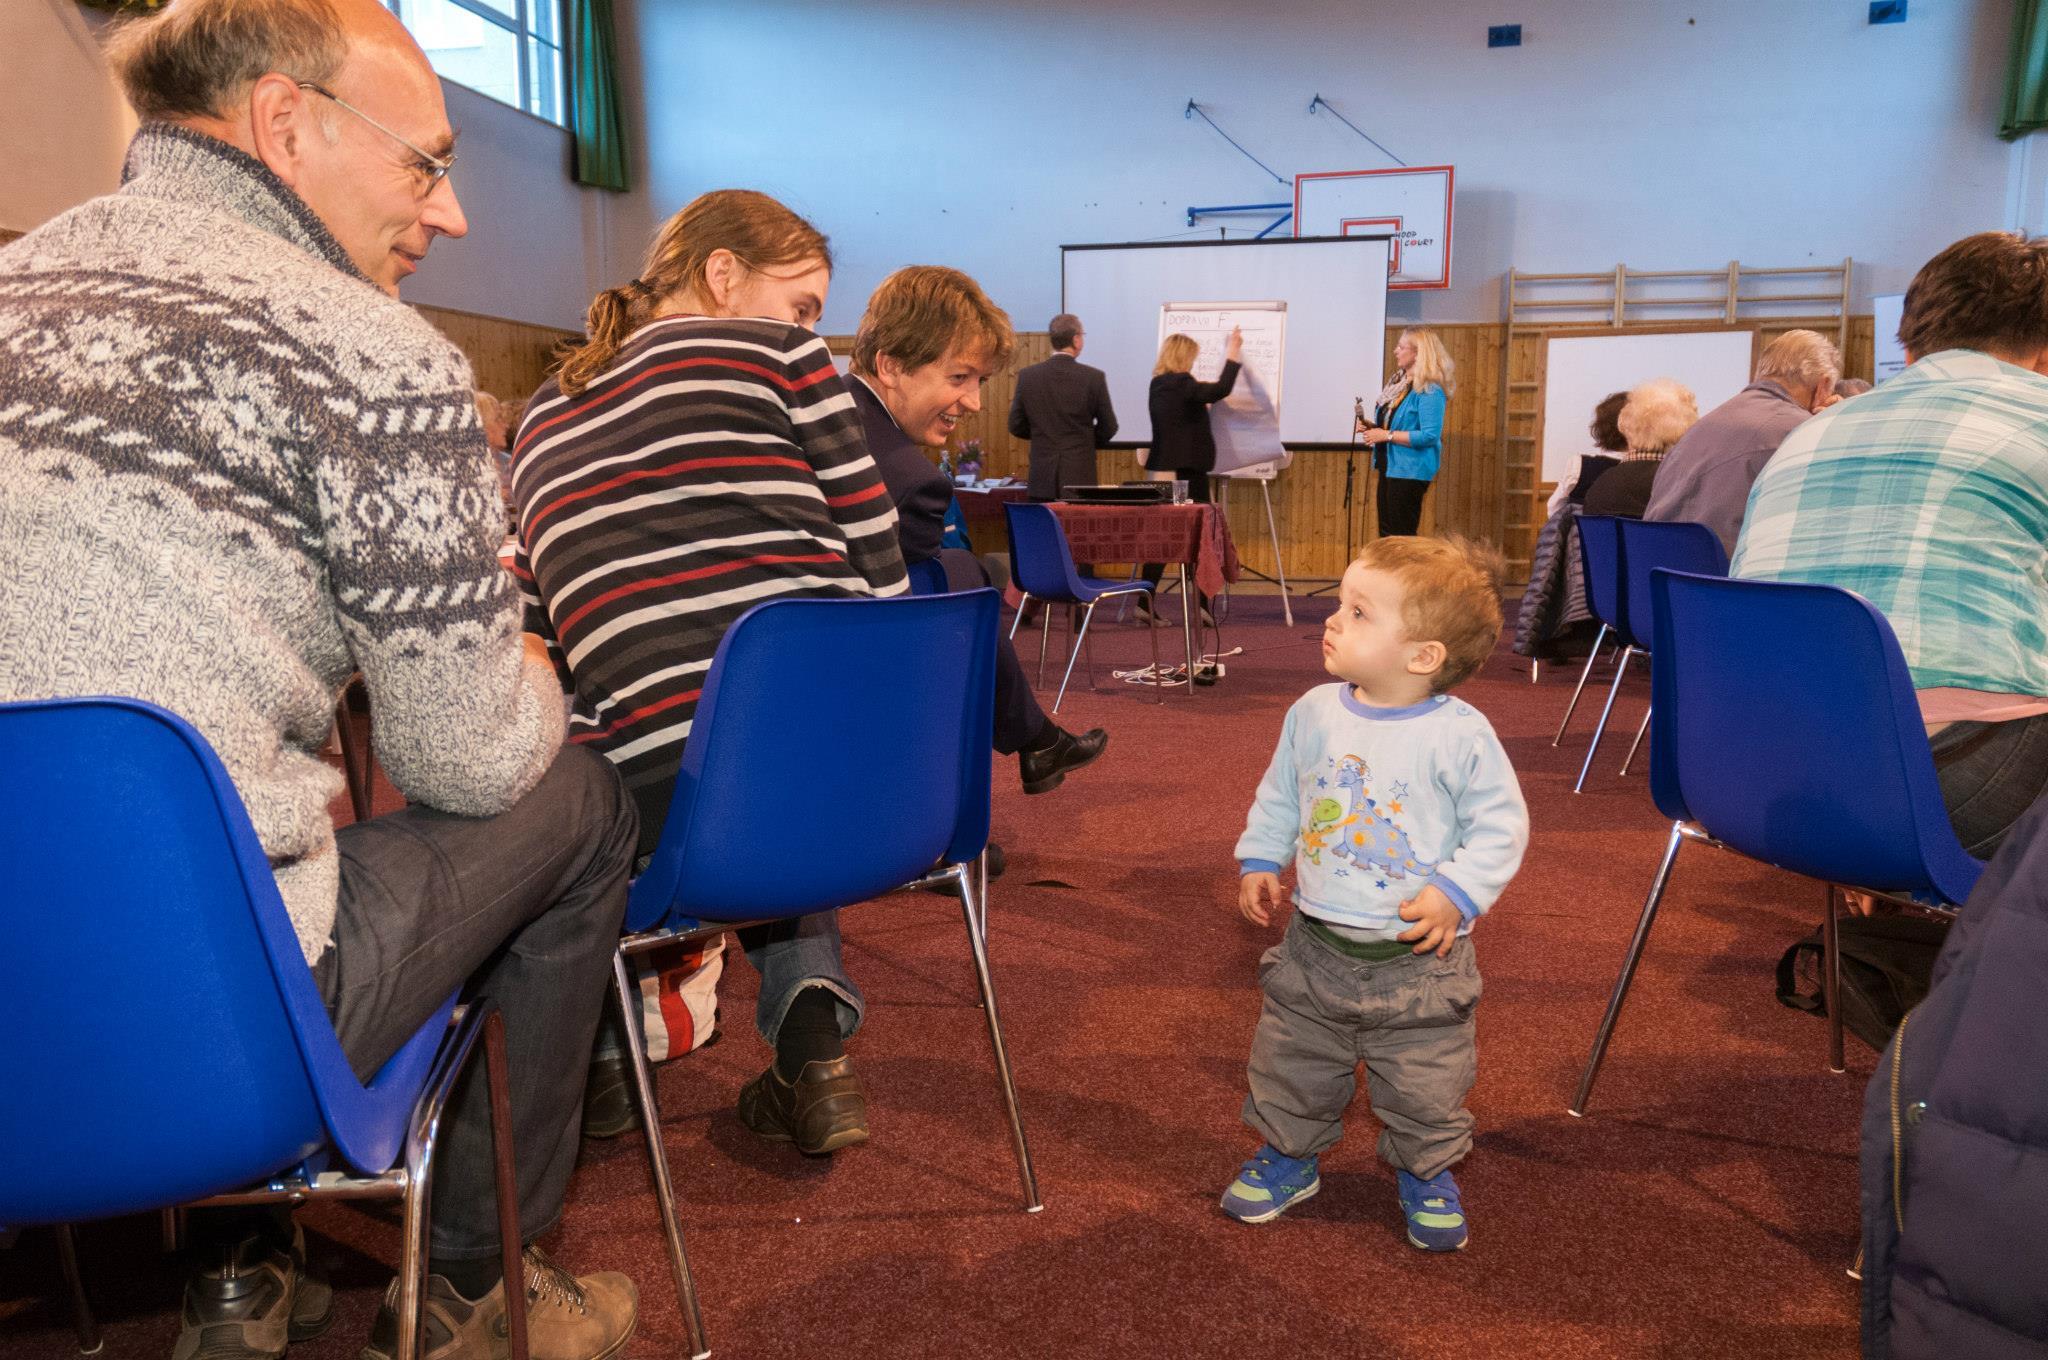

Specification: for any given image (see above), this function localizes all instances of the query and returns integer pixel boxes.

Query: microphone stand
[1305,399,1368,599]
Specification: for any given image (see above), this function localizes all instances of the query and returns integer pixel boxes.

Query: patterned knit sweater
[512,315,908,855]
[0,125,565,963]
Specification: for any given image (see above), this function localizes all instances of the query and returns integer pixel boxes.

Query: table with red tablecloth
[1045,502,1240,598]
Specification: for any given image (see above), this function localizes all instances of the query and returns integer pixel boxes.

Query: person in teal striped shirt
[1732,232,2048,856]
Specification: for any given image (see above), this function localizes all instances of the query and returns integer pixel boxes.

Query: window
[386,0,566,127]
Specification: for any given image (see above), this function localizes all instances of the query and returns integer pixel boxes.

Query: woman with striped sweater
[513,190,903,1156]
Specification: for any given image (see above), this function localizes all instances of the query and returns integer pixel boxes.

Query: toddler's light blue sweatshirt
[1235,684,1529,939]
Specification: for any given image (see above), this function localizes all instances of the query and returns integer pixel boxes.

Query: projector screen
[1061,236,1390,447]
[1539,327,1760,484]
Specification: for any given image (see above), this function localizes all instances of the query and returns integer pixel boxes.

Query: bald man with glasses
[0,2,641,1358]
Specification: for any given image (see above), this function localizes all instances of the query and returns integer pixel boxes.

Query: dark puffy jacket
[1860,794,2048,1358]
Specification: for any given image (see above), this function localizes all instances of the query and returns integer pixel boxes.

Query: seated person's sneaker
[1018,725,1108,794]
[737,1055,869,1155]
[360,1247,636,1360]
[1218,1145,1320,1223]
[174,1227,332,1360]
[1397,1168,1469,1251]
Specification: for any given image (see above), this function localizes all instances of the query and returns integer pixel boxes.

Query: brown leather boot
[358,1247,636,1360]
[736,1056,870,1155]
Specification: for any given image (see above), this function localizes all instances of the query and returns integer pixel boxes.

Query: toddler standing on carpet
[1224,536,1528,1249]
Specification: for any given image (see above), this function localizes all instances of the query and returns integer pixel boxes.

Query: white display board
[1293,166,1455,290]
[1061,236,1389,446]
[1540,327,1759,485]
[1156,301,1290,476]
[1873,293,1907,383]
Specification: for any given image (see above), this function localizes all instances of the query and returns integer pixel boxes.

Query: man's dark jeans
[312,744,637,1259]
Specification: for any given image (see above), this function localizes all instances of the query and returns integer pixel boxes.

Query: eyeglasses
[295,81,456,193]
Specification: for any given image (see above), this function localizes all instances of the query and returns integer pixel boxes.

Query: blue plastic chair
[0,697,526,1360]
[1554,515,1628,776]
[905,556,950,596]
[607,591,1038,1358]
[1003,502,1167,712]
[1609,519,1729,780]
[1569,572,1985,1116]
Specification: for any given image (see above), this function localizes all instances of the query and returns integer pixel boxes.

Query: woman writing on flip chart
[1359,326,1453,538]
[1137,325,1242,622]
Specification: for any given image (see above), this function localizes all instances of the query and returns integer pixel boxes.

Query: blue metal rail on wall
[1184,204,1294,237]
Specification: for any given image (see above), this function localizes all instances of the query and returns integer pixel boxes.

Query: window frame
[386,0,567,128]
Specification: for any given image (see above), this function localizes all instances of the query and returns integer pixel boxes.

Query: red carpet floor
[1,596,1869,1359]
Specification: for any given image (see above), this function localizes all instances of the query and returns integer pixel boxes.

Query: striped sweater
[512,316,908,852]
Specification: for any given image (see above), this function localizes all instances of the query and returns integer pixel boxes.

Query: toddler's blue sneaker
[1397,1168,1469,1251]
[1219,1145,1320,1223]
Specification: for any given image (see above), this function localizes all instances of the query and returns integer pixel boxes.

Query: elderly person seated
[1515,391,1630,660]
[1580,378,1699,519]
[1643,329,1842,554]
[1734,231,2048,858]
[1545,390,1629,516]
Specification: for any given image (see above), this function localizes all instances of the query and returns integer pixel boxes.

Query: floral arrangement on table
[953,438,984,482]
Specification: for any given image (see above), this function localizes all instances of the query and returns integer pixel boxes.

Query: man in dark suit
[1010,313,1118,501]
[848,267,1108,796]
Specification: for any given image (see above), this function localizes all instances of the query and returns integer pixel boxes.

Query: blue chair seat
[1570,571,1983,1116]
[1002,501,1169,711]
[602,591,1038,1359]
[0,697,527,1360]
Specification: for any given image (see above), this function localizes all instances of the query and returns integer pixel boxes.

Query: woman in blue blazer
[1358,327,1453,537]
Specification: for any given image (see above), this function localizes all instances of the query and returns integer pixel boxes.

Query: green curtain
[2003,0,2048,140]
[567,0,630,191]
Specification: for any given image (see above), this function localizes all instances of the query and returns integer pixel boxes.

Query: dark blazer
[1008,352,1118,501]
[1146,360,1240,476]
[849,375,950,564]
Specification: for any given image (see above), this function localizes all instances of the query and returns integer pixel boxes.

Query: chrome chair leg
[957,866,1042,1212]
[1037,603,1052,687]
[1007,592,1029,642]
[54,1224,100,1355]
[1574,646,1635,793]
[1148,594,1164,703]
[159,1207,186,1254]
[974,848,990,946]
[1823,885,1846,1074]
[613,953,711,1356]
[1571,820,1686,1117]
[1179,565,1198,696]
[611,951,712,1359]
[1619,704,1651,776]
[1553,623,1609,745]
[1848,1242,1865,1281]
[1052,600,1100,713]
[397,1003,530,1360]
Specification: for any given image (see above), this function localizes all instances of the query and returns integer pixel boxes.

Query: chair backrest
[1003,502,1090,602]
[1647,571,1983,904]
[0,698,385,1224]
[1575,515,1628,639]
[905,557,950,596]
[1619,518,1727,650]
[627,591,999,932]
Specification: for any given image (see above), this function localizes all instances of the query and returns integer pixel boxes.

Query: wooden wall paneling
[412,303,579,411]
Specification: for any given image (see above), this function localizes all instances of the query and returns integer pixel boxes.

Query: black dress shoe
[581,1054,642,1141]
[1020,725,1109,794]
